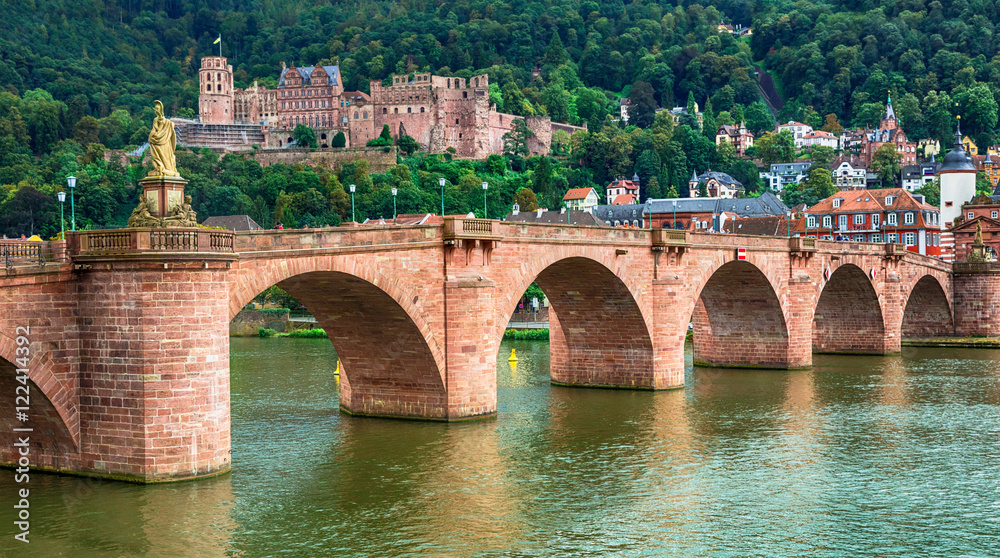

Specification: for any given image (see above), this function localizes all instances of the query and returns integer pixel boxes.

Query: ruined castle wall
[250,146,398,173]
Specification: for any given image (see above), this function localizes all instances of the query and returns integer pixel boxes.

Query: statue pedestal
[139,176,188,218]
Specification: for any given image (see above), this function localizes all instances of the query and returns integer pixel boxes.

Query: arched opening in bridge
[500,257,654,389]
[901,276,953,338]
[693,261,790,368]
[0,356,76,470]
[813,264,886,354]
[233,271,445,420]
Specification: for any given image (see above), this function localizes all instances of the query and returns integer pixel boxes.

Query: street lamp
[57,191,66,239]
[391,187,398,225]
[349,184,356,223]
[439,177,446,216]
[482,181,488,219]
[672,200,677,230]
[786,210,792,238]
[67,176,76,231]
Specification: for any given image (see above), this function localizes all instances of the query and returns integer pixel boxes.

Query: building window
[853,234,864,242]
[887,233,898,243]
[838,215,848,229]
[934,233,941,246]
[904,232,916,245]
[854,214,865,225]
[887,213,898,225]
[904,212,915,225]
[871,234,881,243]
[407,107,412,113]
[394,108,398,114]
[383,108,387,114]
[886,196,894,205]
[872,214,880,227]
[833,198,842,208]
[968,212,975,219]
[421,107,425,113]
[807,216,816,228]
[823,215,832,228]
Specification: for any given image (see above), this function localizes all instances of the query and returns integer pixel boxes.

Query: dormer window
[904,212,915,225]
[886,196,894,205]
[833,198,842,208]
[807,216,816,228]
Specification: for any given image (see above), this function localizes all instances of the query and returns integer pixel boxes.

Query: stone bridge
[0,219,986,482]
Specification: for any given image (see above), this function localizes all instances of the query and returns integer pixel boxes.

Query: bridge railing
[0,240,69,269]
[69,228,236,256]
[444,217,501,240]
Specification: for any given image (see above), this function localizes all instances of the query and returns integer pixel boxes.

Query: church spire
[884,92,896,121]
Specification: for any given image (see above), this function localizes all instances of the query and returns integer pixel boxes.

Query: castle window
[456,118,459,124]
[421,107,425,113]
[383,108,387,114]
[407,107,411,113]
[459,133,462,139]
[206,85,211,92]
[217,84,221,91]
[394,108,398,114]
[363,112,368,119]
[463,91,468,98]
[354,112,359,119]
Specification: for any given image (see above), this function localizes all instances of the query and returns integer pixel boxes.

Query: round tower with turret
[199,56,234,125]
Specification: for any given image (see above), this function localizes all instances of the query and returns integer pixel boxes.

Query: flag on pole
[213,34,221,44]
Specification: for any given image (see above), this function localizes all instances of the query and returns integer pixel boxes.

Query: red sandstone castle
[192,56,582,158]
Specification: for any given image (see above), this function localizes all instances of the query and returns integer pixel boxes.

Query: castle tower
[939,120,978,261]
[881,93,897,130]
[199,56,234,125]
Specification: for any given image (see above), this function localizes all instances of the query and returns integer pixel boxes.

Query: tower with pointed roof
[880,93,898,130]
[939,118,977,230]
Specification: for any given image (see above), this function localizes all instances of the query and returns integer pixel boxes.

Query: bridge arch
[230,257,447,419]
[0,331,79,469]
[813,263,886,354]
[691,259,791,368]
[496,251,655,388]
[901,275,954,338]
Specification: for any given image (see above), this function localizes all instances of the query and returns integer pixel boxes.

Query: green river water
[3,339,1000,557]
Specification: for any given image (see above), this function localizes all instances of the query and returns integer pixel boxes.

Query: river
[3,339,1000,557]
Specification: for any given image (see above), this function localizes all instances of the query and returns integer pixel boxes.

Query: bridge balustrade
[0,240,69,268]
[69,228,236,256]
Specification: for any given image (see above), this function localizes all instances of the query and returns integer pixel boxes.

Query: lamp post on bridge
[439,177,446,217]
[67,175,76,231]
[786,210,791,238]
[391,187,397,225]
[672,200,677,230]
[349,184,356,223]
[482,181,488,219]
[57,191,66,239]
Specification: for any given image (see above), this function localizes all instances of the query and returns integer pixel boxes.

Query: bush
[503,328,549,341]
[258,328,277,337]
[286,328,328,338]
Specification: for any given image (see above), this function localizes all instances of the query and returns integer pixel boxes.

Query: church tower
[880,93,898,130]
[199,56,234,125]
[938,119,978,260]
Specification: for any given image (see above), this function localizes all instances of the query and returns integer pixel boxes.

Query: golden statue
[148,100,179,177]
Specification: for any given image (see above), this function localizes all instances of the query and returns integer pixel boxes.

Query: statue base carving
[129,176,198,228]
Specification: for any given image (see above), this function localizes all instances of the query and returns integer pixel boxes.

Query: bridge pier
[75,258,233,482]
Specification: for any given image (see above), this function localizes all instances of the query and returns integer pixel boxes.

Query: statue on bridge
[148,100,179,178]
[131,100,193,228]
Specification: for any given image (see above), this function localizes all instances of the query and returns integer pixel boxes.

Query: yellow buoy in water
[508,348,518,362]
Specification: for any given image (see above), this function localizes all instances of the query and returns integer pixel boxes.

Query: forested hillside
[0,0,997,237]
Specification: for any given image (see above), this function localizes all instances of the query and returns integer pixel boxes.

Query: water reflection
[2,339,999,557]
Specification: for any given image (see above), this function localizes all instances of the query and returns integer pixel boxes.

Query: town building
[982,152,1000,188]
[949,194,1000,261]
[841,129,867,153]
[760,162,812,192]
[605,176,640,205]
[962,136,979,156]
[832,155,866,190]
[619,98,630,124]
[506,207,603,226]
[938,127,978,230]
[644,192,787,231]
[666,102,703,129]
[901,161,940,192]
[861,95,917,166]
[802,188,941,256]
[200,215,263,231]
[689,170,743,198]
[715,122,754,156]
[592,204,649,228]
[188,56,581,158]
[918,138,941,159]
[800,130,839,150]
[777,121,813,148]
[562,187,600,212]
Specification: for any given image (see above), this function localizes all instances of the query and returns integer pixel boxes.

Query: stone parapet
[68,228,236,260]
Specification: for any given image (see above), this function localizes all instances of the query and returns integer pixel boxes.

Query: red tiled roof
[779,121,809,127]
[563,187,595,201]
[607,179,639,191]
[613,193,637,205]
[803,130,836,138]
